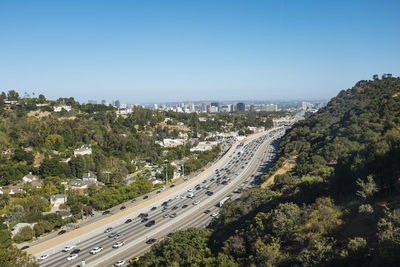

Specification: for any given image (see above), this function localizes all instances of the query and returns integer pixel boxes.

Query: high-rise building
[201,102,208,112]
[115,100,121,108]
[88,100,97,104]
[154,104,159,110]
[236,102,245,111]
[101,100,108,105]
[250,105,255,112]
[266,104,278,112]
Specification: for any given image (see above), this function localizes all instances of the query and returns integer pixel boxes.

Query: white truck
[219,196,230,207]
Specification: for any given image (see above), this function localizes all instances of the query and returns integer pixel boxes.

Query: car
[206,191,214,196]
[182,204,188,208]
[120,206,126,210]
[170,213,177,218]
[188,188,193,192]
[113,241,125,248]
[141,217,149,223]
[143,195,149,199]
[20,246,29,250]
[130,257,140,263]
[211,211,219,217]
[210,178,215,182]
[204,209,211,214]
[167,232,174,237]
[138,213,145,218]
[145,220,155,227]
[171,206,178,210]
[104,227,113,233]
[62,245,75,252]
[203,180,207,183]
[102,210,111,215]
[195,187,201,190]
[125,219,132,223]
[131,199,136,203]
[90,246,103,254]
[163,213,170,218]
[156,190,161,194]
[67,254,78,261]
[58,230,67,235]
[193,200,200,205]
[143,213,149,217]
[160,186,166,191]
[146,238,157,244]
[114,233,122,239]
[175,195,180,199]
[183,177,188,181]
[39,254,49,260]
[151,206,157,211]
[181,195,185,199]
[114,260,125,266]
[108,232,117,238]
[170,184,175,188]
[70,249,81,254]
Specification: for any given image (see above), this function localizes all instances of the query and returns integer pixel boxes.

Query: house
[190,141,219,152]
[50,194,67,205]
[11,223,36,237]
[82,172,98,184]
[53,105,71,112]
[156,138,186,147]
[74,145,92,156]
[0,185,25,195]
[60,211,72,219]
[67,180,88,195]
[22,172,42,188]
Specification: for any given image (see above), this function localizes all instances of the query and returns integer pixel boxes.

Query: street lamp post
[164,160,168,185]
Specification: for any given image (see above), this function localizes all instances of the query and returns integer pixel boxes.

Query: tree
[13,226,34,243]
[356,175,378,201]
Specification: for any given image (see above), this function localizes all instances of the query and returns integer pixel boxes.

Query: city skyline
[1,1,400,103]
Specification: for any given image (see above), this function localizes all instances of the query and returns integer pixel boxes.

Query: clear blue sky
[1,0,399,103]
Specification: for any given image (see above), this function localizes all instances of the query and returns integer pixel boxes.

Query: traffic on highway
[35,127,287,267]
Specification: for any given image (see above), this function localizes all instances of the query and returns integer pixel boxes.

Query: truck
[219,196,230,207]
[186,193,194,198]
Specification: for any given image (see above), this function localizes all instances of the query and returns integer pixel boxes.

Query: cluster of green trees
[136,77,400,266]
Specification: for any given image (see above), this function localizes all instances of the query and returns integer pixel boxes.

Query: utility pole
[164,160,168,185]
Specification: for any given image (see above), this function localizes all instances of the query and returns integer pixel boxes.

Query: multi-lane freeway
[32,127,287,267]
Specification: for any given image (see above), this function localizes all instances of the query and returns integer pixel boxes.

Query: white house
[82,172,98,184]
[74,145,92,156]
[53,105,71,112]
[190,141,219,152]
[50,194,67,205]
[22,172,42,188]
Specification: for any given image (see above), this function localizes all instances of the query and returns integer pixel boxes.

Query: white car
[114,260,125,266]
[39,254,49,260]
[67,254,78,261]
[62,245,75,252]
[193,200,200,205]
[175,195,180,199]
[211,211,219,217]
[188,188,193,192]
[90,246,103,254]
[180,195,185,199]
[112,241,125,248]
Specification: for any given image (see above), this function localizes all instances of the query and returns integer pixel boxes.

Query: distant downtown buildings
[92,100,279,114]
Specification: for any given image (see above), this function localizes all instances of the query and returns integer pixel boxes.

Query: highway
[34,127,286,267]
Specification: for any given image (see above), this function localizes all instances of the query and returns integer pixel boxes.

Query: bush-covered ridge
[136,76,400,266]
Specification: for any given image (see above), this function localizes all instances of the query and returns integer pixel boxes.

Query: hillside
[136,76,400,266]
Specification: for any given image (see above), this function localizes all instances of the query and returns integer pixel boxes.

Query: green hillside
[136,76,400,266]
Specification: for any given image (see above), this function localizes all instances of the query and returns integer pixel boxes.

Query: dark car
[146,238,157,244]
[151,206,157,211]
[141,217,149,223]
[145,220,155,227]
[171,206,178,211]
[20,246,30,250]
[125,219,132,223]
[102,210,111,215]
[161,201,168,206]
[58,230,67,235]
[167,232,174,237]
[138,213,145,218]
[169,184,175,188]
[131,199,136,203]
[143,195,149,199]
[204,209,211,214]
[182,204,188,209]
[120,206,126,210]
[70,249,81,254]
